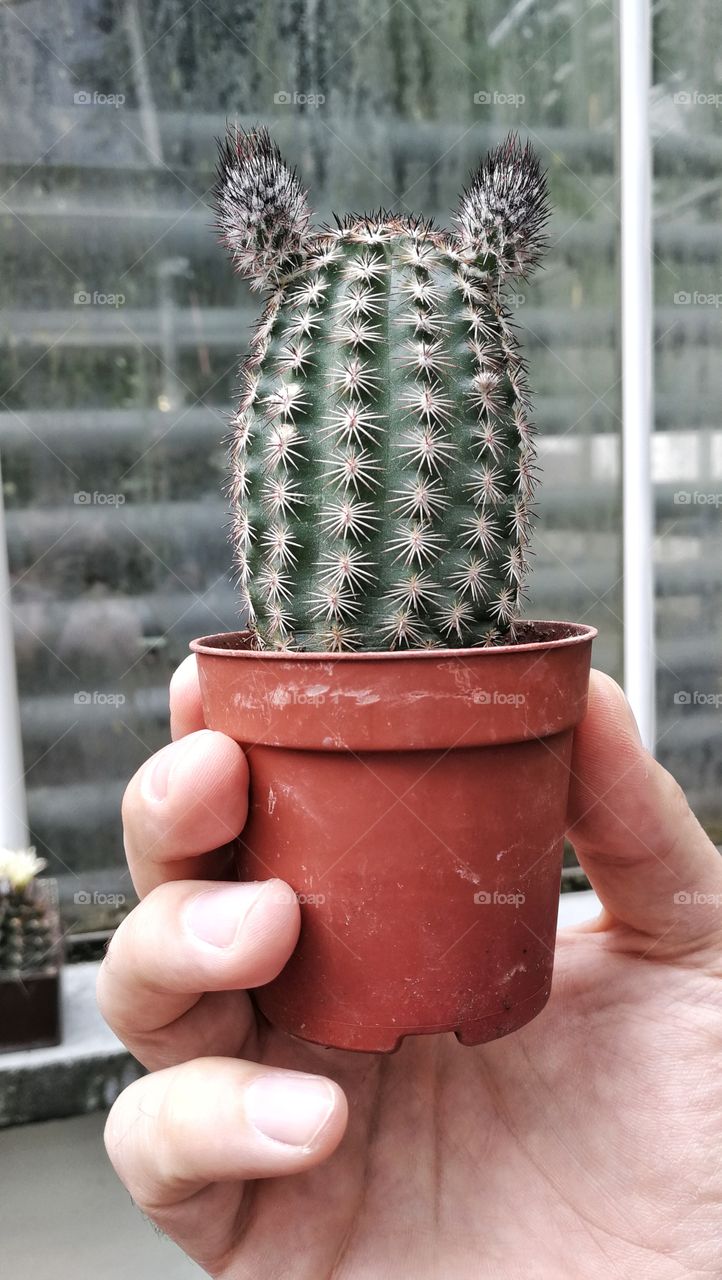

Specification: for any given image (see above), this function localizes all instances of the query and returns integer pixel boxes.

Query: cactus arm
[454,133,551,280]
[211,125,313,291]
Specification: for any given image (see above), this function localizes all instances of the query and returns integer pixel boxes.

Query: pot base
[256,980,551,1054]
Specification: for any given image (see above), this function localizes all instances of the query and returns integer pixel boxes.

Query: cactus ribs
[212,126,550,651]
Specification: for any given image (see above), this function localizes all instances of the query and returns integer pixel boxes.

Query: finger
[122,730,249,897]
[105,1058,348,1213]
[567,670,722,951]
[169,654,205,740]
[97,879,300,1069]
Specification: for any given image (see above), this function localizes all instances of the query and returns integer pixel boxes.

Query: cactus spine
[213,127,549,652]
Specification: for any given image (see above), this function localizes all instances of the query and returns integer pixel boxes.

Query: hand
[99,660,722,1279]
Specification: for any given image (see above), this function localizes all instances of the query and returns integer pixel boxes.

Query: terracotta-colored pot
[192,621,595,1053]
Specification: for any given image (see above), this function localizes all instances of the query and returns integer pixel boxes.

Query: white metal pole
[620,0,656,750]
[0,454,30,847]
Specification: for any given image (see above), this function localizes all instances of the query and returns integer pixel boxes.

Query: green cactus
[0,850,54,977]
[212,127,549,651]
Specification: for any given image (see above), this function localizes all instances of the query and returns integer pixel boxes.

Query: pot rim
[191,619,597,662]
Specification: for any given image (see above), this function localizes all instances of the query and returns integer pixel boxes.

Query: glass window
[651,1,722,841]
[0,1,654,924]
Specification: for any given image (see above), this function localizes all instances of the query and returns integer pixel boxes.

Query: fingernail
[245,1073,336,1148]
[141,732,213,804]
[184,882,267,949]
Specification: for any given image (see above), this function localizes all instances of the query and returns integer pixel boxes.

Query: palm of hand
[103,669,722,1280]
[174,926,720,1280]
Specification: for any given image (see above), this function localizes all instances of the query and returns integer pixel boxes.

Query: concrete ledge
[0,962,143,1128]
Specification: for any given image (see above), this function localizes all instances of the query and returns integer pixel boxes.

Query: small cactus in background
[0,850,55,976]
[212,127,550,651]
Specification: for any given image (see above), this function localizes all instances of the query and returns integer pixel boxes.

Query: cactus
[0,849,54,977]
[212,127,550,651]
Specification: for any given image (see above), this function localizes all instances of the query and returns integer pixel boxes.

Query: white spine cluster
[212,126,312,291]
[455,133,550,279]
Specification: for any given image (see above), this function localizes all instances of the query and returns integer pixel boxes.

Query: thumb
[567,670,722,953]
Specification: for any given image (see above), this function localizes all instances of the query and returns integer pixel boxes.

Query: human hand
[99,660,722,1279]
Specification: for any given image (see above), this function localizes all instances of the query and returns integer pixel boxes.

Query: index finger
[122,729,249,897]
[169,653,206,739]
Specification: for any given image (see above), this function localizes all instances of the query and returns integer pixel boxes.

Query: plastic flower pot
[192,620,595,1053]
[0,879,62,1055]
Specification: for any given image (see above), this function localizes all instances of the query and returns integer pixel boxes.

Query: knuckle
[103,1084,140,1174]
[120,766,147,837]
[662,770,691,824]
[103,1095,125,1162]
[104,1081,164,1209]
[154,1062,209,1165]
[97,919,123,996]
[103,907,133,968]
[120,777,134,830]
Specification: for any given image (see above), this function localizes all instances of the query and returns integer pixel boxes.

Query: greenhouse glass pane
[651,0,722,838]
[0,0,622,906]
